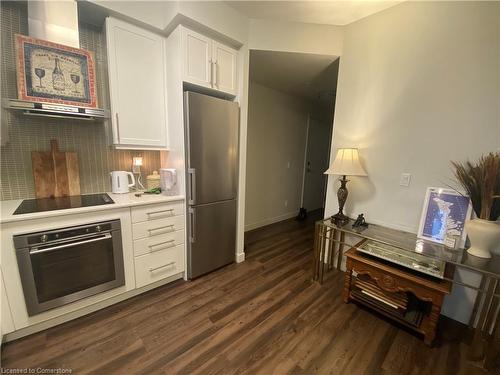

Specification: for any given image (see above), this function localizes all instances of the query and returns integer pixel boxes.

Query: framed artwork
[15,34,97,108]
[417,187,473,245]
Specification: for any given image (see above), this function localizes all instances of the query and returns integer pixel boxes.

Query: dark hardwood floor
[1,210,490,374]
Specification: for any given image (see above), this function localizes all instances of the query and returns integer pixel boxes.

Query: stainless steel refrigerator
[184,91,239,279]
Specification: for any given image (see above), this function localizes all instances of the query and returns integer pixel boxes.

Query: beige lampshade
[324,148,367,176]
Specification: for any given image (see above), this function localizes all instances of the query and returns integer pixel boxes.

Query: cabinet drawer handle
[149,261,175,272]
[148,239,175,252]
[148,225,174,235]
[147,209,174,218]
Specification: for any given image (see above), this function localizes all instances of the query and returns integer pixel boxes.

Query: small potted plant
[451,152,500,258]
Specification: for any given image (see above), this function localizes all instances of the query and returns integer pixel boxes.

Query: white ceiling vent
[28,0,80,48]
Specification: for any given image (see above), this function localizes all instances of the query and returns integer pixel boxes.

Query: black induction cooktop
[13,193,115,215]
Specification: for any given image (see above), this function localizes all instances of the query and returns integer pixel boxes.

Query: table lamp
[324,148,367,225]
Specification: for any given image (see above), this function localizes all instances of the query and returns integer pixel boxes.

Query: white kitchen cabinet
[181,27,238,96]
[1,269,15,337]
[182,28,213,89]
[106,17,168,149]
[212,41,238,95]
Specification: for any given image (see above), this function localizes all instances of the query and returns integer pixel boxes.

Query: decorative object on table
[132,156,145,191]
[160,168,178,196]
[357,240,446,279]
[417,187,472,247]
[451,152,500,259]
[144,187,161,195]
[324,148,367,225]
[110,171,135,194]
[146,170,161,190]
[31,139,80,198]
[343,244,452,346]
[15,34,97,108]
[352,213,369,229]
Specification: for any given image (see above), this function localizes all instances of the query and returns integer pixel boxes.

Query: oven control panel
[13,220,120,248]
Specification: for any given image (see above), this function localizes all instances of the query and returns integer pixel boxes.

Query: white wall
[89,1,174,30]
[245,82,310,230]
[325,1,500,324]
[325,1,500,231]
[176,1,248,44]
[249,19,343,56]
[89,0,249,45]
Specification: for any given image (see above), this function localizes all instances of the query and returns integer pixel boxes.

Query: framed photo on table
[417,187,473,246]
[15,34,97,108]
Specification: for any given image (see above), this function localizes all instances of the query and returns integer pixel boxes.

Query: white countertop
[0,193,185,224]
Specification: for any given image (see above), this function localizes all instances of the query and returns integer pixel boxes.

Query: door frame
[300,114,334,211]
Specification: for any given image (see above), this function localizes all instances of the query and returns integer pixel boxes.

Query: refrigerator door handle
[188,168,196,205]
[189,207,196,243]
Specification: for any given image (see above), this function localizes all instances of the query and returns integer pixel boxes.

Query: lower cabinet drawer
[131,201,184,223]
[134,244,185,288]
[132,215,185,240]
[133,230,185,257]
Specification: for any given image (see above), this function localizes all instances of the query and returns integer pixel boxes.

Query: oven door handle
[29,233,112,255]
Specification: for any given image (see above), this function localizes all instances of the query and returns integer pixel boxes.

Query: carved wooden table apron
[343,244,452,346]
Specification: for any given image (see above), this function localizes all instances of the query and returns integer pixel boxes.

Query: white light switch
[399,173,411,187]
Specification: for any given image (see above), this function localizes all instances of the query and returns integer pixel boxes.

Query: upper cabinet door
[212,42,238,96]
[182,28,212,89]
[106,17,168,149]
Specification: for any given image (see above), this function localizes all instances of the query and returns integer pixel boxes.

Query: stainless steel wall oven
[14,220,125,316]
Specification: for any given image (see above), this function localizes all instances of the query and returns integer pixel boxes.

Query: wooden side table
[343,245,452,346]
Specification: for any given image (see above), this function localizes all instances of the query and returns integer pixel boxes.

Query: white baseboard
[236,252,245,263]
[245,211,297,232]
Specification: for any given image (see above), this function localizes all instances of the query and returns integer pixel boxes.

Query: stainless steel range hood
[4,0,109,121]
[28,1,80,48]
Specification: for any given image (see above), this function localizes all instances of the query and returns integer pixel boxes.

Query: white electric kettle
[110,171,135,194]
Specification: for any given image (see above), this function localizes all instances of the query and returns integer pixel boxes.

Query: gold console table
[313,218,500,370]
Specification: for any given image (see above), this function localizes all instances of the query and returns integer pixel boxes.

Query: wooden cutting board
[32,139,81,198]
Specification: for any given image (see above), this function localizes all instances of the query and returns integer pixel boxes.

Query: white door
[106,17,168,148]
[182,28,212,89]
[213,42,238,95]
[302,118,333,211]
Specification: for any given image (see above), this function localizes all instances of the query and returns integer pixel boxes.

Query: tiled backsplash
[0,2,161,201]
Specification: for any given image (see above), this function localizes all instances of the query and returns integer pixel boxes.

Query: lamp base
[331,212,349,226]
[330,175,350,226]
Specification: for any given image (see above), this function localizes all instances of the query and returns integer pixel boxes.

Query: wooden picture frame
[15,34,97,108]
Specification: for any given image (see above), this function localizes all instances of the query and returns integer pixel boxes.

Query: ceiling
[226,1,402,26]
[250,50,339,102]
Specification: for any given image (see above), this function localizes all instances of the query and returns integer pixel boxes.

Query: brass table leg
[470,277,498,361]
[328,228,337,270]
[336,231,345,271]
[483,280,500,371]
[312,222,321,281]
[319,224,327,284]
[484,300,500,370]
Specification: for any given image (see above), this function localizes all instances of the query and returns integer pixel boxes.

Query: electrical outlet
[399,173,411,187]
[287,161,291,169]
[284,200,288,207]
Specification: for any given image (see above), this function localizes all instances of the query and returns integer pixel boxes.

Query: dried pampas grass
[451,152,499,221]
